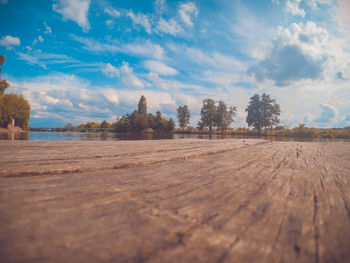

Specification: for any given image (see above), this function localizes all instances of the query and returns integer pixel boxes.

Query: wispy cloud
[178,2,198,27]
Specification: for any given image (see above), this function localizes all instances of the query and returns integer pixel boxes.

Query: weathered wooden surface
[0,139,349,263]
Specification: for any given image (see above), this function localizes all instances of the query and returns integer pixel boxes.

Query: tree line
[73,94,280,136]
[112,95,175,133]
[0,55,31,129]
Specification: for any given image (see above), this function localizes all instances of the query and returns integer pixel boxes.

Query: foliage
[112,96,174,133]
[216,101,237,134]
[137,95,147,115]
[199,99,217,135]
[246,93,280,134]
[100,120,109,129]
[0,94,31,129]
[177,105,190,130]
[0,55,5,66]
[0,79,9,96]
[199,99,237,136]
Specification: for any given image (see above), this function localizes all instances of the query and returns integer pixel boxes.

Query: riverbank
[1,139,350,262]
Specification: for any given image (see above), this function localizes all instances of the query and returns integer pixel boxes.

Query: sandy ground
[0,139,350,263]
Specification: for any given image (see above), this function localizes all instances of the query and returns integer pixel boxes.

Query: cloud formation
[248,22,329,86]
[0,35,20,49]
[144,60,178,76]
[53,0,91,32]
[314,104,337,123]
[285,0,306,17]
[178,2,198,27]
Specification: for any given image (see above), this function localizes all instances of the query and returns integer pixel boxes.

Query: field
[1,139,350,263]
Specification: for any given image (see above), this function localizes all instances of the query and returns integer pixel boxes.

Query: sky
[0,0,349,128]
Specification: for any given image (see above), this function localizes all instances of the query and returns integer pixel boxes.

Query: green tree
[246,94,263,134]
[216,101,237,134]
[100,120,109,130]
[0,55,5,66]
[200,99,217,136]
[137,95,147,115]
[246,94,280,134]
[177,105,190,131]
[167,118,175,132]
[0,55,9,96]
[0,94,31,129]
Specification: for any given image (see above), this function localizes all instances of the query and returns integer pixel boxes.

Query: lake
[0,131,343,142]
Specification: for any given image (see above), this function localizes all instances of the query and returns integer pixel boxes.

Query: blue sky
[0,0,349,128]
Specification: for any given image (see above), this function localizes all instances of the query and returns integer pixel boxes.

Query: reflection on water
[0,131,346,142]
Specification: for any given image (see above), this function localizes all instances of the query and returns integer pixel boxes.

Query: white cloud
[6,74,120,125]
[127,10,152,34]
[0,35,20,49]
[17,50,79,69]
[123,75,145,89]
[104,7,121,18]
[105,19,114,28]
[100,88,119,104]
[38,36,44,42]
[336,0,350,35]
[285,0,306,17]
[144,60,178,76]
[120,62,145,89]
[53,0,91,32]
[72,36,164,60]
[178,2,198,27]
[102,63,120,78]
[43,22,52,35]
[248,21,332,86]
[157,18,183,36]
[123,41,164,60]
[314,104,337,123]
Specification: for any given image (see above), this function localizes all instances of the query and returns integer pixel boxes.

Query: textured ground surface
[0,139,350,263]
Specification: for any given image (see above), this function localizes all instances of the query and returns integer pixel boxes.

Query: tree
[246,94,281,134]
[177,105,190,131]
[216,101,237,134]
[0,55,9,96]
[200,99,217,136]
[167,118,175,132]
[137,95,147,115]
[246,94,263,134]
[101,120,109,130]
[0,94,31,129]
[0,79,10,96]
[0,55,5,66]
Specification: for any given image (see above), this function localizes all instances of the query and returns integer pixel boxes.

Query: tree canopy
[0,94,31,129]
[199,99,237,136]
[216,101,237,134]
[246,93,280,133]
[137,95,147,115]
[177,105,190,130]
[113,96,174,133]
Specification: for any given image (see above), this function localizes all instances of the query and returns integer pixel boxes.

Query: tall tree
[0,94,31,129]
[0,55,9,96]
[216,101,237,134]
[270,100,281,130]
[0,55,5,66]
[200,99,217,136]
[177,105,190,131]
[137,95,147,115]
[246,94,263,134]
[246,94,281,134]
[100,120,109,129]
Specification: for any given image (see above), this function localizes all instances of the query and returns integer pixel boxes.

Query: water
[0,131,345,142]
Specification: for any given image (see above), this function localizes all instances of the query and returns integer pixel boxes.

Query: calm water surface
[0,131,343,142]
